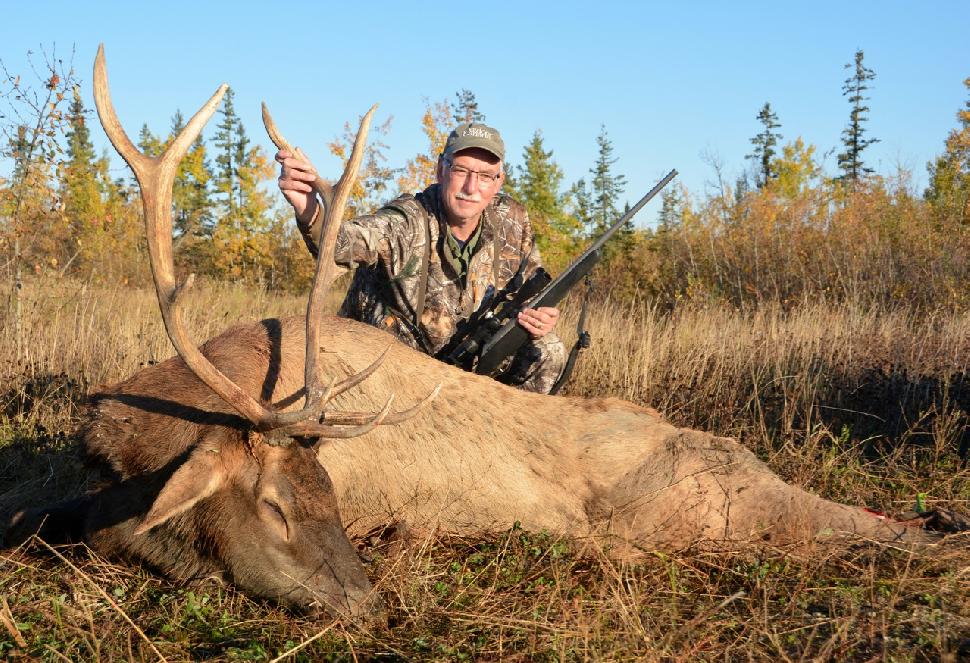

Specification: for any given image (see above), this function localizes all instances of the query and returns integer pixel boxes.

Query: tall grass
[0,276,968,660]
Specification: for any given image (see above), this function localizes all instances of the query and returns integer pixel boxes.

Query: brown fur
[97,314,924,548]
[9,313,925,618]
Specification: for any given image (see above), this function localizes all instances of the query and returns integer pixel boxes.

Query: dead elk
[4,47,946,624]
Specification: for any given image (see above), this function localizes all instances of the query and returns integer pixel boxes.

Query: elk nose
[351,592,388,627]
[305,591,387,626]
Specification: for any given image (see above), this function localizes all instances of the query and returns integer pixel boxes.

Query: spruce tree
[837,50,879,184]
[589,125,626,235]
[213,87,241,220]
[515,131,579,261]
[658,186,683,231]
[62,86,101,224]
[137,123,163,157]
[517,131,565,226]
[451,89,484,124]
[169,110,213,245]
[746,102,782,188]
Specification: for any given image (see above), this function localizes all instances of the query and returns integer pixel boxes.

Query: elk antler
[260,105,441,434]
[94,44,437,438]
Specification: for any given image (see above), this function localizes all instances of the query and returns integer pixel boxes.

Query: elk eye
[260,499,290,541]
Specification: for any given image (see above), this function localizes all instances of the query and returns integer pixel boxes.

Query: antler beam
[95,44,436,439]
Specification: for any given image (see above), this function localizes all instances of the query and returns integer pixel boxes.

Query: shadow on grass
[0,370,91,541]
[754,364,969,461]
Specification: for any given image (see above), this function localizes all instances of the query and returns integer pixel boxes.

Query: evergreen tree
[517,131,565,225]
[209,88,276,280]
[588,125,626,235]
[837,50,879,183]
[169,110,214,246]
[137,123,163,157]
[213,86,242,219]
[658,185,684,231]
[514,131,581,265]
[925,77,970,224]
[746,102,782,188]
[567,178,593,235]
[62,86,102,226]
[451,89,484,124]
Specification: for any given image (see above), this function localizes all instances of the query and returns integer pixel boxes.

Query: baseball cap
[442,122,505,162]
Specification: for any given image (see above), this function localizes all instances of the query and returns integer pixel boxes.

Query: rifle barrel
[533,168,677,304]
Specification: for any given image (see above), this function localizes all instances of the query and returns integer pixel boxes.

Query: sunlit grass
[1,276,967,660]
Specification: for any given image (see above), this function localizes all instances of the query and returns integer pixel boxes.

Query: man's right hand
[275,149,319,226]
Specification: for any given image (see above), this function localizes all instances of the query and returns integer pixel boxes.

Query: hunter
[276,122,566,393]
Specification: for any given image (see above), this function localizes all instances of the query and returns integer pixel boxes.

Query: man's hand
[275,150,319,226]
[517,306,560,339]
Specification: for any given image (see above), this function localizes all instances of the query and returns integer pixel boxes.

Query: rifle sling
[414,211,432,326]
[549,278,593,395]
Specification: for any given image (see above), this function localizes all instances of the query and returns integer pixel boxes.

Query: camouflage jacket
[300,184,543,354]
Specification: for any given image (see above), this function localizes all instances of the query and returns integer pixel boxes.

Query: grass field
[1,276,968,661]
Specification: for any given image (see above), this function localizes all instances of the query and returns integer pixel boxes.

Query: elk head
[92,45,436,619]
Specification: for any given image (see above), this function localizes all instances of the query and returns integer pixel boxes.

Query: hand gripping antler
[94,44,437,438]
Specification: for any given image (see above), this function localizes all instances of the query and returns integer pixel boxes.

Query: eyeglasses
[445,160,502,187]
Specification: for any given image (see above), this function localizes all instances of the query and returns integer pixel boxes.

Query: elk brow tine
[94,45,275,430]
[304,105,378,412]
[322,383,442,425]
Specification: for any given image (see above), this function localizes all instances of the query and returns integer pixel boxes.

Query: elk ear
[134,445,227,536]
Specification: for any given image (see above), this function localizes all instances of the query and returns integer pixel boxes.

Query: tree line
[2,50,968,310]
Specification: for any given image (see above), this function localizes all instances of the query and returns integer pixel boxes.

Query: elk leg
[604,429,927,548]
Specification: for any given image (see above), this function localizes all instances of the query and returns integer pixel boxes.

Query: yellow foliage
[397,98,450,194]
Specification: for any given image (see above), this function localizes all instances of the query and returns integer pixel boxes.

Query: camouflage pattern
[299,183,565,393]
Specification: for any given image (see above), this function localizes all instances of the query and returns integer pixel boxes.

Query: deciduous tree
[925,77,970,225]
[398,98,450,194]
[328,113,393,216]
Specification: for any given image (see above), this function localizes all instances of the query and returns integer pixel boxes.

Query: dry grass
[1,276,968,661]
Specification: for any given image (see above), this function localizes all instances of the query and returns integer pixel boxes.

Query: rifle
[438,168,678,378]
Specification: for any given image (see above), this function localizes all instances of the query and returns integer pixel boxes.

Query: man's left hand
[517,306,560,339]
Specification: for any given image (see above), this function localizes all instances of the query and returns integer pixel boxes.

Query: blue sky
[2,1,968,226]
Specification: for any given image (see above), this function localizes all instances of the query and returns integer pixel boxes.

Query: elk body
[87,313,920,555]
[5,47,926,622]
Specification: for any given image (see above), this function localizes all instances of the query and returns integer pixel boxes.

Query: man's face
[436,147,505,226]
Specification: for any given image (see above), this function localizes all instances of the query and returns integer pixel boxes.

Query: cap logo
[462,126,491,139]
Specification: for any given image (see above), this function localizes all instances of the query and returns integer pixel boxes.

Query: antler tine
[289,394,395,440]
[303,105,378,408]
[260,103,389,435]
[329,346,390,400]
[94,44,276,430]
[93,45,152,182]
[261,102,333,209]
[320,383,442,426]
